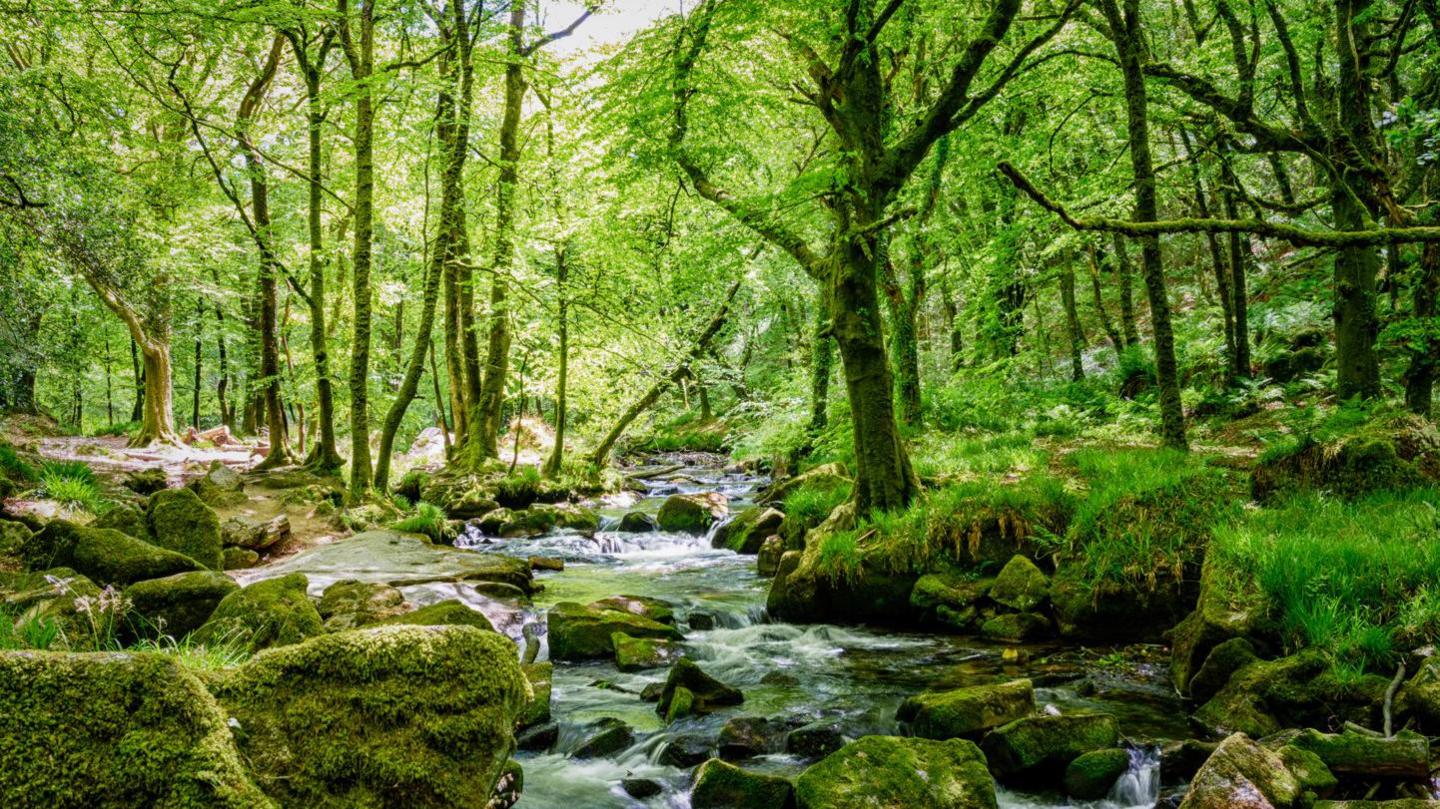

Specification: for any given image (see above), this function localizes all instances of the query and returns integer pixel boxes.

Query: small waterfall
[1106,746,1160,807]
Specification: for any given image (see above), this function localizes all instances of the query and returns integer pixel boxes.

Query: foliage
[392,502,450,543]
[38,460,106,514]
[1213,489,1440,677]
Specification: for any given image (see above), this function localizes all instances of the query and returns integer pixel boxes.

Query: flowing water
[446,456,1180,808]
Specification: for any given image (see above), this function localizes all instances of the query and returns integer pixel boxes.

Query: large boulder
[146,487,224,570]
[0,649,272,807]
[383,599,495,631]
[476,506,557,539]
[613,632,681,672]
[1179,733,1300,809]
[794,735,997,809]
[896,679,1035,740]
[220,515,290,551]
[546,600,682,660]
[209,625,527,808]
[1288,728,1429,780]
[1191,652,1387,739]
[188,463,247,508]
[91,505,146,539]
[979,714,1119,781]
[713,506,784,554]
[910,572,992,631]
[1063,748,1131,800]
[236,531,534,595]
[691,759,794,809]
[989,556,1049,611]
[657,492,728,534]
[192,573,325,653]
[317,579,407,631]
[22,520,204,586]
[124,570,239,638]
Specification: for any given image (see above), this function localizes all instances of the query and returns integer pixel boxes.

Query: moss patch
[192,573,324,654]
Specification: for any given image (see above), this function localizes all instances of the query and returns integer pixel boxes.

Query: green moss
[517,662,552,729]
[384,600,495,632]
[546,601,682,660]
[691,758,793,809]
[656,494,722,534]
[192,573,324,654]
[124,571,239,639]
[146,487,224,570]
[209,625,527,808]
[794,736,996,809]
[979,714,1119,780]
[391,502,452,544]
[656,659,743,717]
[24,520,205,586]
[612,632,679,672]
[0,649,272,807]
[896,679,1035,740]
[713,506,784,554]
[1062,748,1130,800]
[988,555,1049,611]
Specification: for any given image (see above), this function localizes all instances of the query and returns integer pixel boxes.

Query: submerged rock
[691,758,794,809]
[897,679,1035,740]
[123,570,239,638]
[23,519,204,586]
[210,625,527,808]
[713,506,784,554]
[192,572,324,653]
[1178,733,1300,809]
[979,713,1119,781]
[661,734,714,767]
[547,600,682,661]
[146,486,223,570]
[622,778,663,799]
[617,511,657,533]
[785,721,846,760]
[657,658,743,718]
[570,717,633,759]
[794,735,996,809]
[1063,748,1131,800]
[0,649,272,807]
[719,716,782,760]
[657,492,727,534]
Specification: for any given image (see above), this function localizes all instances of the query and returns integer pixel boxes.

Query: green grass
[1213,488,1440,677]
[0,607,62,651]
[129,634,251,670]
[38,460,106,515]
[392,502,450,543]
[0,444,36,482]
[781,480,852,528]
[1064,447,1239,590]
[495,466,543,505]
[910,429,1047,480]
[810,473,1073,581]
[90,420,141,438]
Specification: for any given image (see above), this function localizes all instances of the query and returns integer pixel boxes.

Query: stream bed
[459,457,1186,807]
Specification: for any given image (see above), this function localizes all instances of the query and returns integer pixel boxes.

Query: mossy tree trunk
[1111,232,1141,349]
[1100,0,1187,449]
[1060,260,1085,382]
[339,0,376,496]
[1406,238,1440,416]
[1086,242,1125,356]
[808,287,833,434]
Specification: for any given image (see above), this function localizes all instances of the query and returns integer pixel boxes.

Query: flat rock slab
[233,530,533,597]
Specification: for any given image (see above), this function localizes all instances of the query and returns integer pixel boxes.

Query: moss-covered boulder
[1170,551,1271,694]
[1192,652,1387,739]
[911,572,992,631]
[980,612,1051,642]
[192,573,324,653]
[23,520,205,586]
[758,462,849,506]
[1251,415,1439,502]
[476,506,557,539]
[553,504,600,534]
[979,714,1119,781]
[1051,565,1193,643]
[317,579,406,631]
[570,717,634,759]
[0,649,272,808]
[210,625,526,807]
[188,463,247,508]
[123,570,239,638]
[1288,728,1429,780]
[657,492,728,534]
[897,679,1035,740]
[794,736,996,809]
[122,468,168,496]
[220,515,289,551]
[1189,637,1260,703]
[146,487,224,570]
[222,547,260,570]
[989,555,1049,611]
[517,662,552,731]
[384,599,495,631]
[691,758,794,809]
[91,504,146,539]
[617,511,657,532]
[0,518,29,559]
[713,506,784,554]
[657,658,743,718]
[546,601,681,660]
[591,594,676,625]
[1063,748,1130,800]
[1178,733,1300,809]
[613,632,681,672]
[1276,743,1338,798]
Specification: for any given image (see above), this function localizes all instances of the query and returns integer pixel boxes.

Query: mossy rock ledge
[793,735,997,809]
[0,649,273,808]
[145,486,224,570]
[209,624,528,808]
[897,679,1035,740]
[22,519,205,586]
[546,600,682,661]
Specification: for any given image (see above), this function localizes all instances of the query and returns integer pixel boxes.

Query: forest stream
[440,455,1177,808]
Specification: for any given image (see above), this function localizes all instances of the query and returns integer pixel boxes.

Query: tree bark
[809,287,833,433]
[543,244,570,477]
[340,0,376,495]
[1101,0,1187,449]
[1060,260,1085,381]
[1111,232,1141,348]
[1086,243,1125,356]
[1406,239,1440,416]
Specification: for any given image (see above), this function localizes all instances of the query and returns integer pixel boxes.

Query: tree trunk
[1405,240,1440,416]
[192,299,203,427]
[340,0,376,495]
[465,1,526,467]
[1111,232,1141,348]
[1086,243,1125,356]
[130,337,144,422]
[809,287,833,433]
[587,282,740,467]
[1180,128,1236,373]
[1060,261,1085,381]
[214,302,231,428]
[542,246,569,477]
[1103,0,1187,449]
